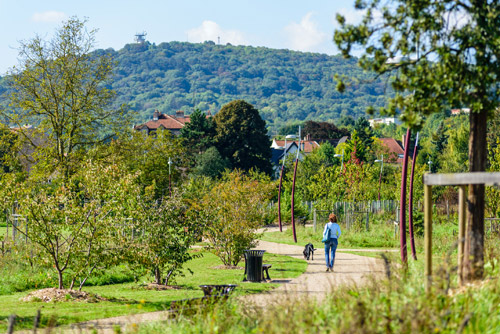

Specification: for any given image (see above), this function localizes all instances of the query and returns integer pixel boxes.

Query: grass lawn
[260,224,399,249]
[0,251,306,331]
[0,225,7,238]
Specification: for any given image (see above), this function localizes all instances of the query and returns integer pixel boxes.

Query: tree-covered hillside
[103,41,389,133]
[2,41,391,133]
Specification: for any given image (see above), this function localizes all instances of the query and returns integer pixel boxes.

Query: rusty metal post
[424,183,432,293]
[408,133,419,260]
[399,128,412,264]
[291,158,299,243]
[458,185,467,286]
[277,165,284,232]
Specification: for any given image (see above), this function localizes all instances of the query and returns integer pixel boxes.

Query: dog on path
[303,243,316,261]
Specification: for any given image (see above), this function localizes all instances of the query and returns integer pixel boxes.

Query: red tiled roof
[380,138,404,154]
[274,140,319,153]
[134,112,190,131]
[380,138,404,163]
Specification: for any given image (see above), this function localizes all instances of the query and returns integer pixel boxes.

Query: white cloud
[187,21,248,45]
[32,11,66,23]
[284,12,327,52]
[334,7,364,26]
[333,7,383,27]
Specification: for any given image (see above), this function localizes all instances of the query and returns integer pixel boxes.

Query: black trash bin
[243,250,266,282]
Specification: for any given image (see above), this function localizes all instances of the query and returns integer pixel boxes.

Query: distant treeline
[2,41,392,133]
[103,41,391,132]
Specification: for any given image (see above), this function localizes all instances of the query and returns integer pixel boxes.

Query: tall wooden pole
[399,128,411,264]
[424,183,432,293]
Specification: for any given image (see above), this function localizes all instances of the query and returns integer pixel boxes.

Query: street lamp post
[290,127,301,243]
[168,157,172,197]
[334,149,345,173]
[427,157,432,172]
[375,155,384,201]
[278,134,296,232]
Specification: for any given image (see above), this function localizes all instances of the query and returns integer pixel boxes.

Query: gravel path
[242,239,387,307]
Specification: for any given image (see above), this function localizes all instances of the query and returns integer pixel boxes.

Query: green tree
[180,108,216,155]
[303,120,349,140]
[335,0,500,280]
[353,117,374,161]
[193,146,231,179]
[344,130,368,164]
[441,121,469,173]
[129,191,201,286]
[486,138,500,217]
[428,121,449,173]
[4,17,123,178]
[214,100,272,175]
[0,125,21,173]
[200,170,274,266]
[109,129,186,198]
[278,122,303,136]
[13,160,139,290]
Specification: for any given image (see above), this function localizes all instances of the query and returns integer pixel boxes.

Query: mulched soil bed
[211,265,244,270]
[22,288,107,303]
[142,283,182,290]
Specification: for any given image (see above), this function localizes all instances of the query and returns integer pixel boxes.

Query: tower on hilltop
[134,32,147,44]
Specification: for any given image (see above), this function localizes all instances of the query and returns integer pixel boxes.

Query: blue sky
[0,0,361,75]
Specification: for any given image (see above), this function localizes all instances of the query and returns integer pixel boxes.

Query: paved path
[242,239,387,307]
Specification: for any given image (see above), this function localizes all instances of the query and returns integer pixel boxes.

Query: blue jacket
[323,222,341,240]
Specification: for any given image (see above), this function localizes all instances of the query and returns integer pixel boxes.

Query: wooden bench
[262,264,272,280]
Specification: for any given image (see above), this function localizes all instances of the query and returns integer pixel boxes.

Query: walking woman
[322,213,341,272]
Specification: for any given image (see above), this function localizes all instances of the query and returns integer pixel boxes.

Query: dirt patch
[211,265,244,270]
[141,283,182,290]
[22,288,107,303]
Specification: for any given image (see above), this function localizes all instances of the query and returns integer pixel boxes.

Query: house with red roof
[378,137,406,163]
[271,139,320,154]
[134,110,191,135]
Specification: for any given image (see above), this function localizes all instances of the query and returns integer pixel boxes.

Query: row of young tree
[0,18,275,290]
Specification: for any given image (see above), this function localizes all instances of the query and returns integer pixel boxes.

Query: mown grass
[260,221,399,249]
[0,225,7,238]
[0,251,306,331]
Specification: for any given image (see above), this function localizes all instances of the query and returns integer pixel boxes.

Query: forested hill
[0,41,390,133]
[100,41,389,132]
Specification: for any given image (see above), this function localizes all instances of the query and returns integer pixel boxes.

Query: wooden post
[313,208,317,233]
[7,314,16,334]
[424,184,433,293]
[458,185,467,286]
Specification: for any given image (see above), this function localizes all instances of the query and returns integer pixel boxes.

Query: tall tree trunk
[463,109,487,281]
[58,270,64,289]
[154,267,162,285]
